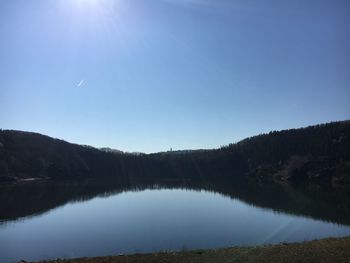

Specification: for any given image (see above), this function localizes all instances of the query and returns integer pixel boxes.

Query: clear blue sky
[1,0,349,153]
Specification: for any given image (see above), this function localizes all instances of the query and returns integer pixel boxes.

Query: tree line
[0,120,349,187]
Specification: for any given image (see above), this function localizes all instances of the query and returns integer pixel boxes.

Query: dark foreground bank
[33,237,350,263]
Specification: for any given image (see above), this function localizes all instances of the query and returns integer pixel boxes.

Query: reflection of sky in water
[1,189,350,262]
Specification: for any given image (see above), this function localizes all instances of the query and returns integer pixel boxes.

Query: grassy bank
[36,237,350,263]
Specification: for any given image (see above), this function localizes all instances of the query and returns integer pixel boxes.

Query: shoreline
[35,236,350,263]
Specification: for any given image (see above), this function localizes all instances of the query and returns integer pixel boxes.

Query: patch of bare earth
[34,237,350,263]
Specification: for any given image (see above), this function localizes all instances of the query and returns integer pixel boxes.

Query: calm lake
[1,187,350,262]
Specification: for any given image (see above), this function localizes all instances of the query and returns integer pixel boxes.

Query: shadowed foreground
[36,237,350,263]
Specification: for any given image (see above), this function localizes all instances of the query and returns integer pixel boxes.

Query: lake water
[1,188,350,262]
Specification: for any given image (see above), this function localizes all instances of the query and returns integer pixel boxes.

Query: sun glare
[67,0,120,23]
[70,0,119,12]
[73,0,101,8]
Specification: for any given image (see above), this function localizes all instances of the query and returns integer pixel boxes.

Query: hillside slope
[0,120,349,186]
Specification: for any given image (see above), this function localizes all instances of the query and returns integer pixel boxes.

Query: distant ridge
[0,120,349,186]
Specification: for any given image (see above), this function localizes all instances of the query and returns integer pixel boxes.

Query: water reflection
[0,184,350,263]
[1,178,349,225]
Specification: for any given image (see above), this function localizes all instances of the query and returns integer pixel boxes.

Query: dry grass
[36,237,350,263]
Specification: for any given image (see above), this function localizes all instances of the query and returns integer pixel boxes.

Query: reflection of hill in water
[1,178,349,226]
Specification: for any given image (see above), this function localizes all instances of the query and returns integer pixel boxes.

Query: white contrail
[77,79,85,87]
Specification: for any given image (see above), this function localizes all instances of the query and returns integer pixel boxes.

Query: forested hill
[0,131,128,182]
[217,120,350,185]
[0,120,349,186]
